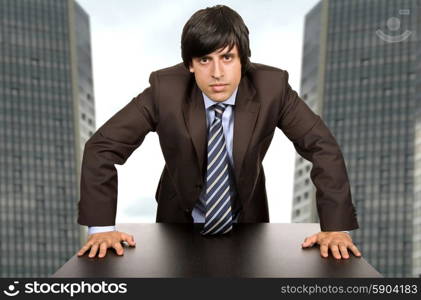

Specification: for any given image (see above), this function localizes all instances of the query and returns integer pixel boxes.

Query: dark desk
[53,223,382,278]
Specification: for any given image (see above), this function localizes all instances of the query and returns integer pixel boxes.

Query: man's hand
[301,231,361,259]
[77,231,136,258]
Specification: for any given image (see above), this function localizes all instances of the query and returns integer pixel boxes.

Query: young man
[77,5,361,260]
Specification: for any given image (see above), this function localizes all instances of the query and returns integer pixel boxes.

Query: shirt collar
[203,86,238,110]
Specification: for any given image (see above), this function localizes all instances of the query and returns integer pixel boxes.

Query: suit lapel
[233,76,259,185]
[183,82,207,175]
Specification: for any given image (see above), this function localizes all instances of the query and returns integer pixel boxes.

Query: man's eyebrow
[197,51,235,59]
[219,49,235,55]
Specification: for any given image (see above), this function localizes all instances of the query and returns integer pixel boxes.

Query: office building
[292,0,421,277]
[414,108,421,277]
[0,0,95,277]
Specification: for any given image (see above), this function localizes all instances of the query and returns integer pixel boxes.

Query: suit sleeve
[277,70,359,231]
[77,72,159,226]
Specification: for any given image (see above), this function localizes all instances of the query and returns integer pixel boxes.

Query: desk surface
[53,223,382,278]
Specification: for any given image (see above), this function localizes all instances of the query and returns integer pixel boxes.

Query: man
[77,5,361,260]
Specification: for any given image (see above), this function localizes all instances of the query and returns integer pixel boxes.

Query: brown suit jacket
[77,62,359,231]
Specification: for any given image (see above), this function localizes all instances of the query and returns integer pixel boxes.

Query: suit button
[195,183,203,189]
[185,208,191,213]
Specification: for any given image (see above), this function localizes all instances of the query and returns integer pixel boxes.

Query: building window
[361,58,370,66]
[30,57,40,65]
[384,88,392,96]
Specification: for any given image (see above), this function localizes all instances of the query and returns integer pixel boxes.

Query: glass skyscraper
[0,0,95,277]
[292,0,421,277]
[414,108,421,277]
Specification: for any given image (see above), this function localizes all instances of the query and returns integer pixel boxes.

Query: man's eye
[223,55,232,61]
[200,58,209,63]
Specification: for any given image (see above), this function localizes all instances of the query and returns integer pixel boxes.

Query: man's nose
[211,60,224,79]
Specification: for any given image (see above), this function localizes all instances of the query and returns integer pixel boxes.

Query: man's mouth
[210,84,228,92]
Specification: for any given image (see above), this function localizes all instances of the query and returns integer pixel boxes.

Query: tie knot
[213,103,227,119]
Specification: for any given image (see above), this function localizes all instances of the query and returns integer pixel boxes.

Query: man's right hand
[77,231,136,258]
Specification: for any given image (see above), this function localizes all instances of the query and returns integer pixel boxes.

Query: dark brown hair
[181,5,251,76]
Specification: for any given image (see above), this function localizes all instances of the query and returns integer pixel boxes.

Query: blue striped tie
[201,103,233,235]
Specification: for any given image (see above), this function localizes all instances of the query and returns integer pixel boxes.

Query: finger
[349,244,362,257]
[113,242,124,255]
[121,233,136,246]
[77,242,93,256]
[88,243,99,258]
[98,242,108,258]
[320,243,329,258]
[302,235,317,247]
[330,244,341,259]
[77,246,88,256]
[339,244,349,259]
[301,237,310,247]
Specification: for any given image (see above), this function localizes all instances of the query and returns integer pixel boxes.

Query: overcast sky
[76,0,320,223]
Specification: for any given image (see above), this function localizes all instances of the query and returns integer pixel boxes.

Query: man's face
[189,45,242,102]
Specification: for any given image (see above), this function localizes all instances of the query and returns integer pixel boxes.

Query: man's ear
[189,62,194,73]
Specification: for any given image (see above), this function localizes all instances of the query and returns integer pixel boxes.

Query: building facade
[0,0,95,277]
[292,0,421,277]
[414,108,421,277]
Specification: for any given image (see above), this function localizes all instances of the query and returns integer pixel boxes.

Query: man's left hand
[301,231,362,259]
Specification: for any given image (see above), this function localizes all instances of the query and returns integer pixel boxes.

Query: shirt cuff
[88,226,116,235]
